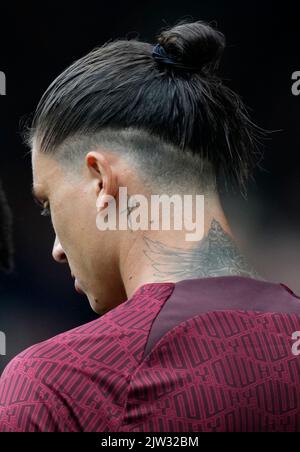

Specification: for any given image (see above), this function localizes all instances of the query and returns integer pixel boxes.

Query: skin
[31,143,258,315]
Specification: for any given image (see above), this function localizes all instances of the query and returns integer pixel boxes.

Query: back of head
[27,20,263,194]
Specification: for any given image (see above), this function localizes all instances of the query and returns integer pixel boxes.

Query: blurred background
[0,0,300,373]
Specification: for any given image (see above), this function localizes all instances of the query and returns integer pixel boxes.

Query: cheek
[51,187,96,252]
[60,202,95,250]
[50,199,74,248]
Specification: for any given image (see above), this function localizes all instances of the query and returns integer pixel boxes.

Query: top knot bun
[156,21,225,73]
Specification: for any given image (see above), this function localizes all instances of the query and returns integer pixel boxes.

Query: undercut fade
[25,20,265,193]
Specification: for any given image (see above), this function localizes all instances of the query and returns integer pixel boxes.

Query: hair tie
[152,43,202,72]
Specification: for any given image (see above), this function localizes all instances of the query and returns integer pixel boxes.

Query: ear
[85,151,119,197]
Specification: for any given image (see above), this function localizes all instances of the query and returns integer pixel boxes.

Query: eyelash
[40,202,51,217]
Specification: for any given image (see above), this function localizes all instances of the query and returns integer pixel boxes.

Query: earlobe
[96,192,114,213]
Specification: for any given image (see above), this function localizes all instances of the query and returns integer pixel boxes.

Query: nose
[52,235,68,264]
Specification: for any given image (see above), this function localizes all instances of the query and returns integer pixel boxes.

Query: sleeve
[0,353,78,432]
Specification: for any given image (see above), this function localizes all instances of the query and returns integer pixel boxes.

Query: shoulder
[0,312,134,431]
[0,286,174,431]
[1,282,175,383]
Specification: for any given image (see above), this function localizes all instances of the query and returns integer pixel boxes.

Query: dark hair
[26,20,264,192]
[0,181,13,273]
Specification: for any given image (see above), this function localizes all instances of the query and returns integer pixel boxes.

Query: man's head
[29,20,262,314]
[0,181,13,273]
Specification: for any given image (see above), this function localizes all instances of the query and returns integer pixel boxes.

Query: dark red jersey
[0,276,300,432]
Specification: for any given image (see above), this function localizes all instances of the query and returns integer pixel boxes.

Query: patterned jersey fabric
[0,276,300,432]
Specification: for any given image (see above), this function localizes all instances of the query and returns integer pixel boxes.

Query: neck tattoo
[143,219,260,282]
